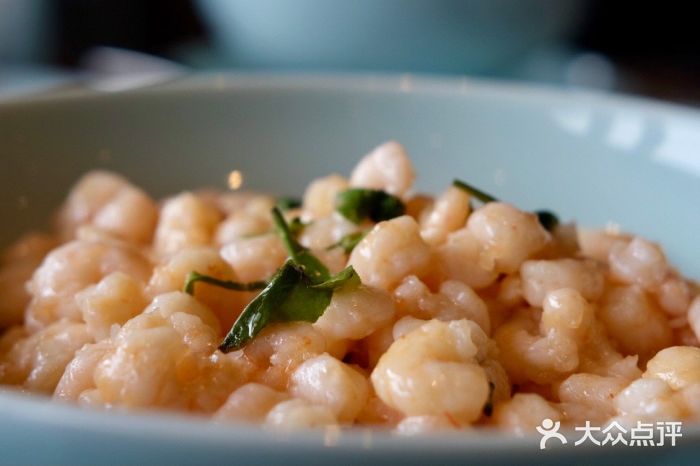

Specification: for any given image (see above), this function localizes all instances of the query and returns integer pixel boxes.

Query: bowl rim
[1,72,699,455]
[3,387,679,455]
[2,70,700,121]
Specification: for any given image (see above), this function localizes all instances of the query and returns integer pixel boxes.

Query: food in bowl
[1,141,699,434]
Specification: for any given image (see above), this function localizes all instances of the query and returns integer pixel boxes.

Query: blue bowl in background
[196,0,584,74]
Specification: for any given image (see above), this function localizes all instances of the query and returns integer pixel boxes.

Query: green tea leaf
[183,271,267,295]
[336,188,405,224]
[453,178,560,232]
[310,265,360,290]
[452,179,497,204]
[287,217,308,237]
[271,207,329,283]
[326,231,367,254]
[276,197,302,212]
[190,207,363,353]
[535,210,559,232]
[219,260,359,352]
[483,381,496,417]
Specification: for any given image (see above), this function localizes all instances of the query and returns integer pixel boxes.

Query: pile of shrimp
[1,141,700,434]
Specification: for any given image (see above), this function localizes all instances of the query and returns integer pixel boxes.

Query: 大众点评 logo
[536,419,682,450]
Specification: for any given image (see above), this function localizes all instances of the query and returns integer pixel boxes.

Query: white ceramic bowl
[0,74,698,465]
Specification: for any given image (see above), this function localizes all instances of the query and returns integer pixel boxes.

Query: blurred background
[0,0,698,103]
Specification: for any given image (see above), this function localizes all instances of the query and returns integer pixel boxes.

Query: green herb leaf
[310,265,360,290]
[483,381,496,417]
[271,207,330,283]
[535,210,559,232]
[183,271,267,295]
[453,178,560,232]
[336,188,405,224]
[198,207,362,352]
[288,217,308,237]
[326,231,367,254]
[276,197,302,212]
[219,260,359,352]
[452,179,497,203]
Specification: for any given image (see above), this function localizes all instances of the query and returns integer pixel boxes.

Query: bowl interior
[1,74,700,464]
[1,74,699,278]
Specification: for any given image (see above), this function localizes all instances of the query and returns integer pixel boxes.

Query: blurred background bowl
[0,0,50,62]
[2,1,699,104]
[196,0,584,74]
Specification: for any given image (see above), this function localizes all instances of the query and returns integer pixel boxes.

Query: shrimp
[467,202,550,274]
[495,288,594,384]
[349,216,431,291]
[371,319,493,425]
[56,170,157,243]
[154,193,221,257]
[0,232,57,328]
[419,185,470,246]
[289,353,369,423]
[92,292,246,411]
[0,320,91,394]
[349,141,415,197]
[393,275,490,334]
[25,239,151,330]
[243,322,327,391]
